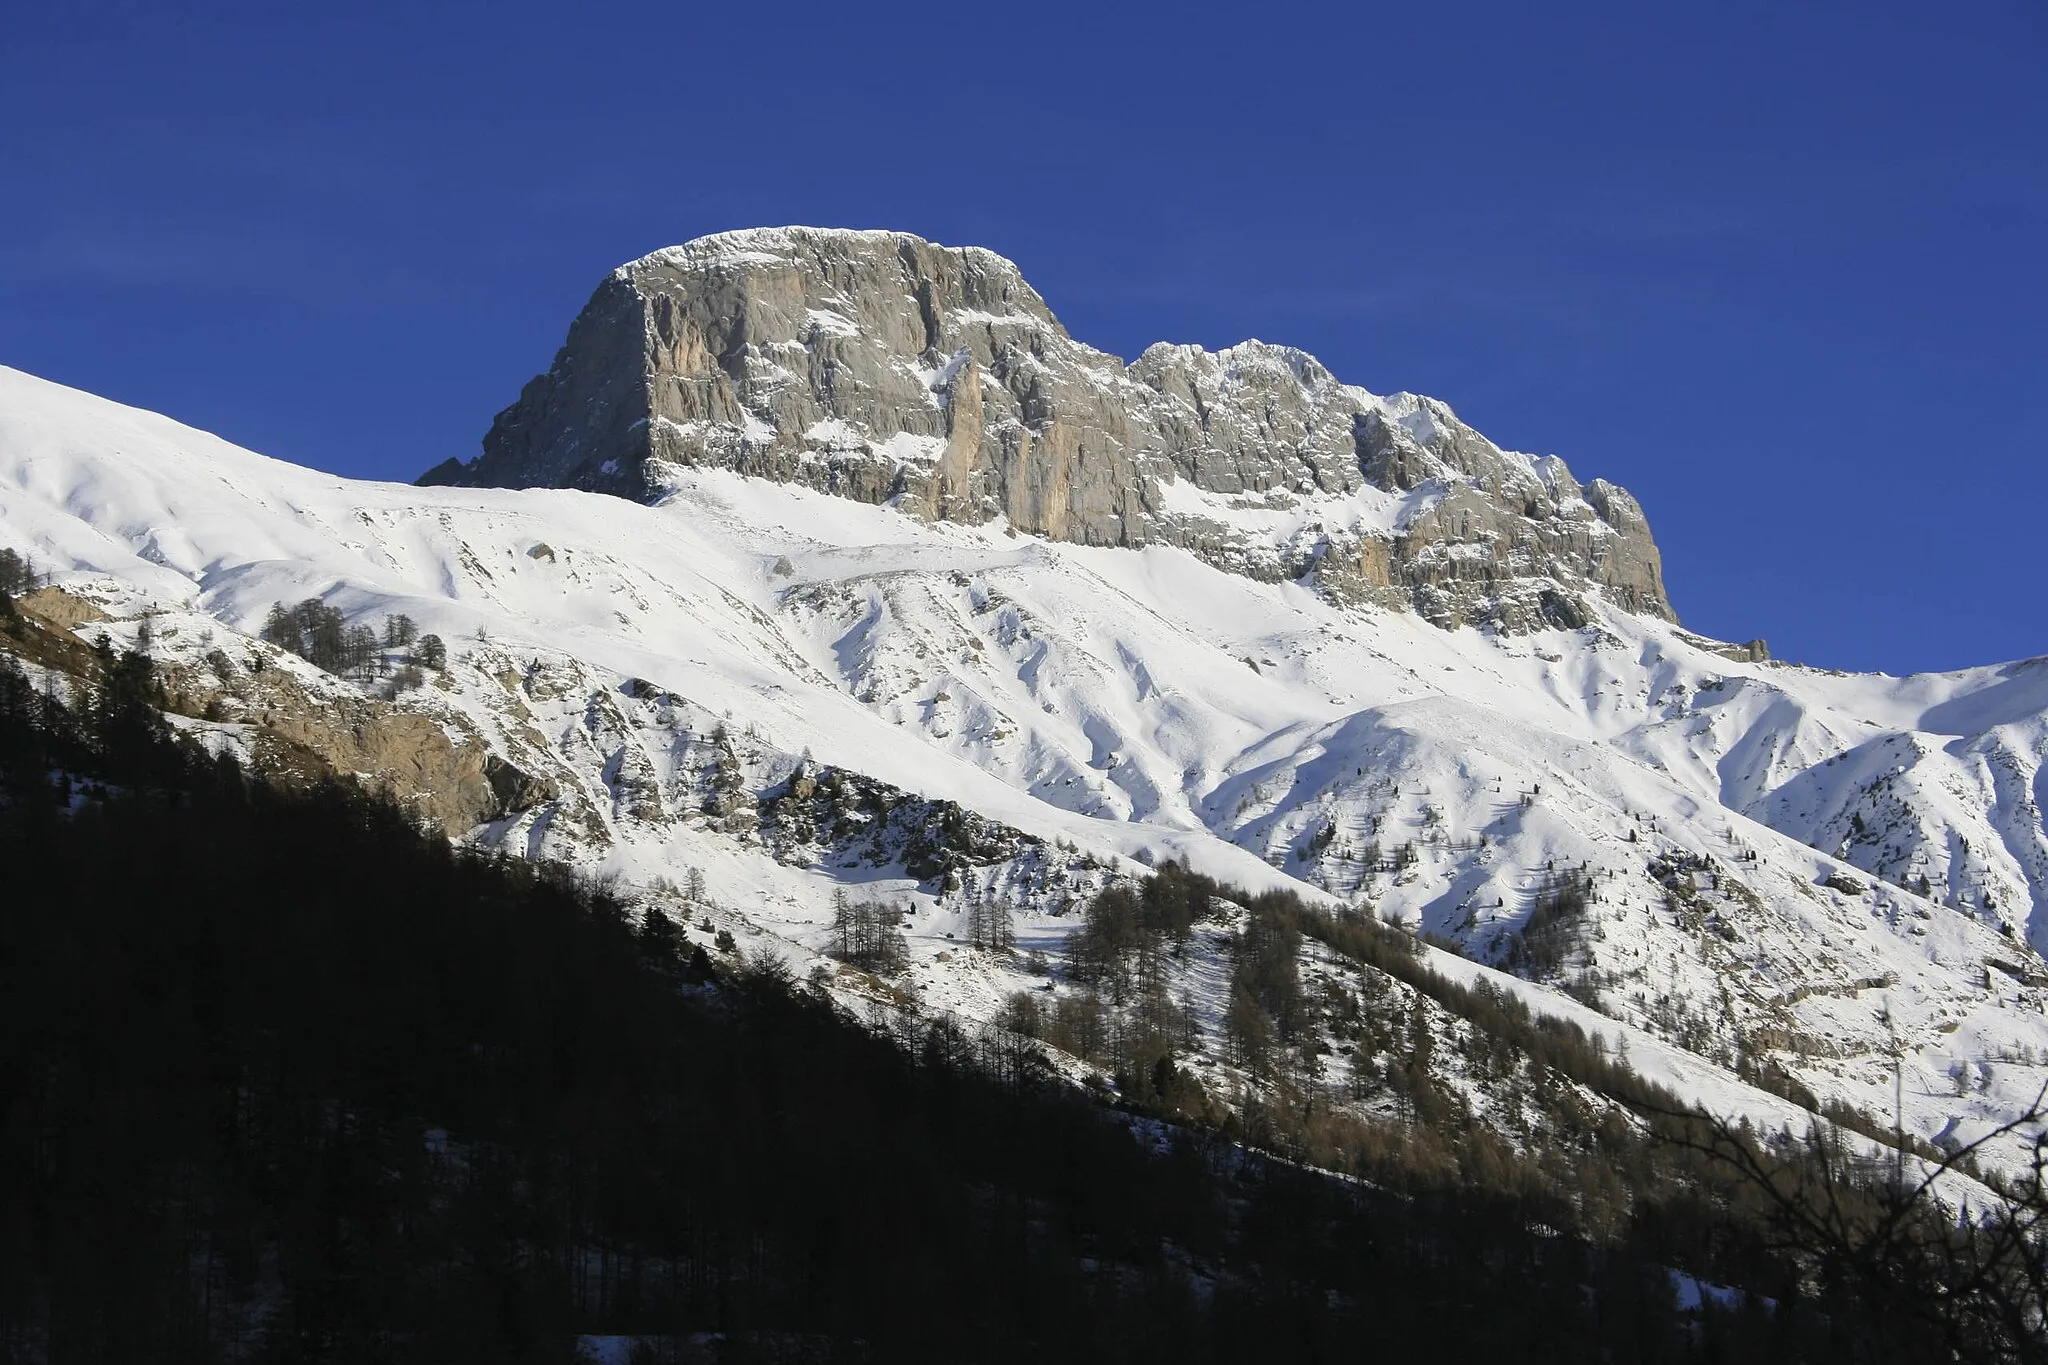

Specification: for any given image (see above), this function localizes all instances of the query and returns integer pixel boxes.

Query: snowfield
[4,362,2048,1169]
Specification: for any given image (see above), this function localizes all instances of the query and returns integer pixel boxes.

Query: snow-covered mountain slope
[5,360,2048,1170]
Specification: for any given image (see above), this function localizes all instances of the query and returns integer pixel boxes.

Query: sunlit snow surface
[5,363,2048,1168]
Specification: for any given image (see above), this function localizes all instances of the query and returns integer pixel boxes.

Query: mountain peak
[422,228,1674,630]
[617,226,1028,280]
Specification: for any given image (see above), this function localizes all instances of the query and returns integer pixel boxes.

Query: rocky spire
[422,226,1674,629]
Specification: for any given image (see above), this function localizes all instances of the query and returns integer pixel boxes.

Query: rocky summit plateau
[423,227,1674,634]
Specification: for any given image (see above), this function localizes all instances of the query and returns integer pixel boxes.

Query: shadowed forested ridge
[0,619,1992,1363]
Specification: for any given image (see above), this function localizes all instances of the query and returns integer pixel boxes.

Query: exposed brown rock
[16,585,108,630]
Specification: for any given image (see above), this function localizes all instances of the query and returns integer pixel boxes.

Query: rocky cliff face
[422,227,1673,631]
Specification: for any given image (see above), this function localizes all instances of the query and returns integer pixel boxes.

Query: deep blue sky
[3,1,2042,674]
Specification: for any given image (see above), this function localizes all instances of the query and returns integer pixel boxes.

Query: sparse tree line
[826,891,1015,977]
[963,894,1016,951]
[260,597,444,695]
[1016,869,1211,1111]
[992,859,2048,1362]
[0,625,181,797]
[1502,868,1594,978]
[0,547,46,603]
[828,890,909,972]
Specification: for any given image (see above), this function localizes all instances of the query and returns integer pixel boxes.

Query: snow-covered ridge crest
[425,227,1674,633]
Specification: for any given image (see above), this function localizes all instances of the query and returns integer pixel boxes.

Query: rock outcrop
[158,655,551,836]
[421,227,1674,630]
[4,586,552,836]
